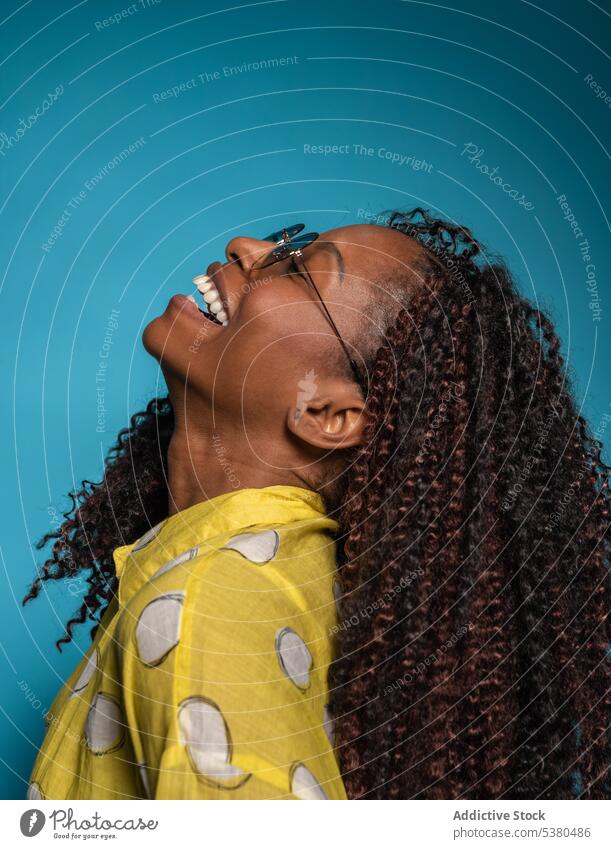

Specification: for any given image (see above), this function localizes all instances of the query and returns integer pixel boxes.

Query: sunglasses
[253,224,367,395]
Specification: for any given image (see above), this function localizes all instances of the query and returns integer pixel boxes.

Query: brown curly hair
[24,208,609,800]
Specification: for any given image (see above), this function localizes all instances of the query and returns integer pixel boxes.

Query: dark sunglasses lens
[288,232,319,250]
[262,223,305,244]
[255,245,290,268]
[255,231,320,268]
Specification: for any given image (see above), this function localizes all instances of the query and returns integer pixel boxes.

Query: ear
[286,377,369,450]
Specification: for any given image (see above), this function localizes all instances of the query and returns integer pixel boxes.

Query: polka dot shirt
[27,486,348,800]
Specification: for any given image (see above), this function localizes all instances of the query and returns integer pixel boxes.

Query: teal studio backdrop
[0,0,609,799]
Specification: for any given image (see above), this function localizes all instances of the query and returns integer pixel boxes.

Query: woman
[24,209,609,800]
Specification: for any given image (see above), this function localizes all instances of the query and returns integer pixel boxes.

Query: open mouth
[190,272,229,326]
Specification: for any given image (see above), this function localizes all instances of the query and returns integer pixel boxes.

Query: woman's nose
[224,236,273,275]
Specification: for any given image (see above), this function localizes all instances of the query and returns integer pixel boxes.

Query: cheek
[219,328,303,385]
[209,327,313,421]
[220,280,337,388]
[193,284,322,408]
[235,277,302,325]
[222,289,311,364]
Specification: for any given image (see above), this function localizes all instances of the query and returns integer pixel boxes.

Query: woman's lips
[169,293,199,313]
[169,293,219,324]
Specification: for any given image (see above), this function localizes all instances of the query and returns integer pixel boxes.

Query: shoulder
[117,527,326,666]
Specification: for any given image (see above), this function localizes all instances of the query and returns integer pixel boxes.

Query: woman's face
[143,223,420,428]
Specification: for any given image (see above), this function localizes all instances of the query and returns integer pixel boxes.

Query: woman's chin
[142,316,164,360]
[142,314,213,390]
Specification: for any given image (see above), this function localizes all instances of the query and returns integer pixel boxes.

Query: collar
[111,485,338,604]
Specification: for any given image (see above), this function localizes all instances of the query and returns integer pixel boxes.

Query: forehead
[313,224,422,279]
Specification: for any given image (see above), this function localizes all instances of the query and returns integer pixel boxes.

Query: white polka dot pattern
[135,592,185,666]
[178,696,248,789]
[221,529,280,563]
[85,693,125,754]
[151,547,199,580]
[138,760,152,799]
[323,704,335,747]
[132,520,166,552]
[275,627,312,689]
[27,782,43,800]
[290,763,328,800]
[70,648,99,697]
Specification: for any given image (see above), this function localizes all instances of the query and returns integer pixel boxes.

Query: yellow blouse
[27,485,347,800]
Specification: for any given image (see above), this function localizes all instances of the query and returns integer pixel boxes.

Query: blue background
[0,0,609,799]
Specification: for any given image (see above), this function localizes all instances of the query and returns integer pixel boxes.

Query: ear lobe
[286,390,369,451]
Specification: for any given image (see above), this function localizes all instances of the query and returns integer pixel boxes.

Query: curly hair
[23,208,609,800]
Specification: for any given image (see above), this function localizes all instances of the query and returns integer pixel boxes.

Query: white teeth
[193,274,213,293]
[209,300,223,314]
[193,272,228,325]
[222,320,228,326]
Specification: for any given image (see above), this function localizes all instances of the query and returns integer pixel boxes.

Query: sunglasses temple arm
[300,261,366,392]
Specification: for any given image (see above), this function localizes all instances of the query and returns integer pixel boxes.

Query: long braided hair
[24,209,609,799]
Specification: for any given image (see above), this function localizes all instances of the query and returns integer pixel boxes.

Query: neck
[166,424,310,516]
